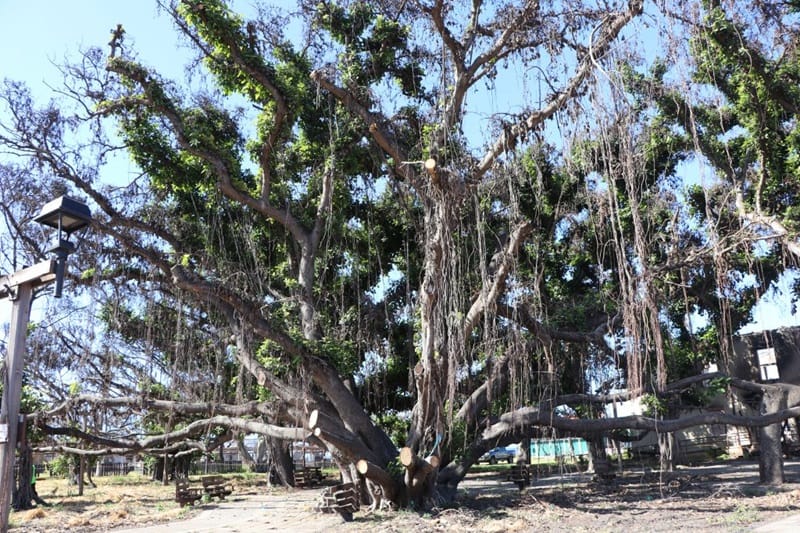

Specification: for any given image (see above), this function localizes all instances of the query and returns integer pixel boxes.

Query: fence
[39,458,333,479]
[94,463,138,477]
[190,461,248,475]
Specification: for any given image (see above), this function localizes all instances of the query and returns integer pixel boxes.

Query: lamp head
[33,196,92,297]
[34,196,92,237]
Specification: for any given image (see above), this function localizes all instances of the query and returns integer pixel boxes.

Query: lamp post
[0,196,91,530]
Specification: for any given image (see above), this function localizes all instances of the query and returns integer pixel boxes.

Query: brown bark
[658,432,675,473]
[759,388,786,484]
[400,447,439,509]
[11,446,40,510]
[267,438,294,487]
[356,459,399,509]
[516,439,531,465]
[587,434,613,479]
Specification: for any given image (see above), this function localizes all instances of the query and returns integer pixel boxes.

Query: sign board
[757,348,779,381]
[761,364,780,381]
[0,423,7,444]
[757,348,776,365]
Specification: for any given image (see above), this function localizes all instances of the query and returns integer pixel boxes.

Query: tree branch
[475,0,643,178]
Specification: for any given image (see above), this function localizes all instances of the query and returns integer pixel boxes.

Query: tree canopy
[3,0,800,509]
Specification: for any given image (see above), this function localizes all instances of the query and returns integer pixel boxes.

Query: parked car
[478,446,516,464]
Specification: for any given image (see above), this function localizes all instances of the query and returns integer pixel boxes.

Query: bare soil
[10,460,800,532]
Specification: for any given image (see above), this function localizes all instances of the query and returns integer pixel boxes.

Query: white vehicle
[478,446,515,464]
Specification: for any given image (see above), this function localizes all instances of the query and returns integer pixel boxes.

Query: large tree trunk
[78,456,85,495]
[587,433,613,479]
[409,188,461,456]
[12,446,35,510]
[237,437,255,469]
[759,388,786,484]
[516,438,531,465]
[267,438,294,487]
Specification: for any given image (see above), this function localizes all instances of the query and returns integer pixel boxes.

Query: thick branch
[357,459,399,503]
[170,265,395,462]
[40,415,305,452]
[105,58,310,247]
[310,71,413,182]
[462,221,532,338]
[38,394,276,421]
[735,189,800,259]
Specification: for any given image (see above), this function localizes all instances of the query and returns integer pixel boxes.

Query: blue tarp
[530,437,588,457]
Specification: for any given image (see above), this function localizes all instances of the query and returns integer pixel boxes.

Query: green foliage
[46,455,73,478]
[374,412,410,448]
[641,394,667,417]
[314,1,423,97]
[683,377,731,407]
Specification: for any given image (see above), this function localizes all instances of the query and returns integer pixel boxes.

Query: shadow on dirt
[457,459,800,519]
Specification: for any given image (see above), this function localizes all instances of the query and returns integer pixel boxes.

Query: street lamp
[34,196,93,298]
[0,196,91,530]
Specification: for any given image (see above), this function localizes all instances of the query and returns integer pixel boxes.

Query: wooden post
[0,282,34,530]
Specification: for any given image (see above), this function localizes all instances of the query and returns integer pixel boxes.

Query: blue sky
[0,1,193,341]
[0,2,189,94]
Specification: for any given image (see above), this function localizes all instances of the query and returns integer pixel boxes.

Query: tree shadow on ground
[457,459,800,521]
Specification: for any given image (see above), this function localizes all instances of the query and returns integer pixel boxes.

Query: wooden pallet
[318,482,359,521]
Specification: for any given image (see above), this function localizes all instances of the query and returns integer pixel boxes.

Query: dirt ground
[10,460,800,532]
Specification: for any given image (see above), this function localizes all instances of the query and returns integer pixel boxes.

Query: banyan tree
[3,0,800,511]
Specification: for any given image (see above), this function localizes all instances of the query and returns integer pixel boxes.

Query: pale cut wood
[399,446,414,467]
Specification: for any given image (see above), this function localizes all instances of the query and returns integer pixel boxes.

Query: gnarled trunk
[759,388,786,484]
[267,438,294,487]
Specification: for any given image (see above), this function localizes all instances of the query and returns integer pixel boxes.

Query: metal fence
[190,461,249,475]
[94,463,139,477]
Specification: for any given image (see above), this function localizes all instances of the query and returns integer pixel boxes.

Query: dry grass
[9,472,262,532]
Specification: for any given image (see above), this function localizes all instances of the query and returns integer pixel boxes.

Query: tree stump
[399,447,439,509]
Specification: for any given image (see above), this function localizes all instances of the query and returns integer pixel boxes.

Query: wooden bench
[507,464,530,490]
[175,478,203,507]
[318,482,359,522]
[201,475,233,500]
[294,466,324,487]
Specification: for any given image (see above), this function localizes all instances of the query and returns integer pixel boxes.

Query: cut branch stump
[399,446,439,508]
[356,459,398,509]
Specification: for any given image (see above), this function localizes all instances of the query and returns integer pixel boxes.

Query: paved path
[751,514,800,532]
[110,490,345,533]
